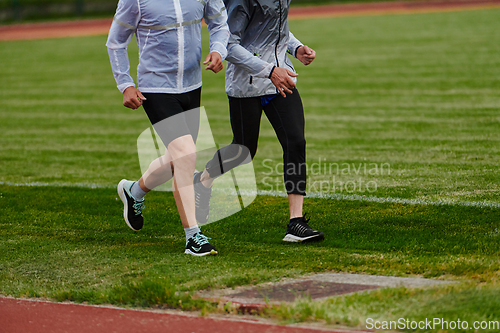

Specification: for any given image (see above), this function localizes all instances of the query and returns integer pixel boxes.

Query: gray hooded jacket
[224,0,303,98]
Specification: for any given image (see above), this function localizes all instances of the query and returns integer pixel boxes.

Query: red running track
[1,0,500,41]
[0,297,358,333]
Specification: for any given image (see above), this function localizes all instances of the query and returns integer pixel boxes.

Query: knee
[249,146,257,160]
[287,135,306,153]
[168,136,197,166]
[241,144,257,161]
[224,144,254,166]
[231,137,257,160]
[180,149,197,166]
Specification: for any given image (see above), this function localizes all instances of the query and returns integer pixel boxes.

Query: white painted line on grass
[256,190,500,209]
[0,181,114,189]
[1,181,499,209]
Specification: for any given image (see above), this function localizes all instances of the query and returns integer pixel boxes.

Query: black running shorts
[142,88,201,147]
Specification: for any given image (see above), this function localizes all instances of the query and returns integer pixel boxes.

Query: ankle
[289,216,304,224]
[200,170,213,188]
[131,181,147,201]
[184,225,201,242]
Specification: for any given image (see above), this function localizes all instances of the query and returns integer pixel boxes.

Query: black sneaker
[193,172,212,224]
[185,232,218,256]
[117,179,145,231]
[283,216,325,242]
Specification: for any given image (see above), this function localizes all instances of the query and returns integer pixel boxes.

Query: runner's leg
[263,88,306,218]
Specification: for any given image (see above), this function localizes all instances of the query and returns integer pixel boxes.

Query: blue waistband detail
[227,94,279,107]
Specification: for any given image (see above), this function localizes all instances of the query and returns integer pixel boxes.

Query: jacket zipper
[251,52,261,84]
[274,0,282,68]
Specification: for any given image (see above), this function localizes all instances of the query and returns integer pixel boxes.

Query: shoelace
[132,201,144,215]
[191,233,210,246]
[292,223,310,236]
[290,215,313,236]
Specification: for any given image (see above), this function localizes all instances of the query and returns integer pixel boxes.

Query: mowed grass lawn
[1,7,500,332]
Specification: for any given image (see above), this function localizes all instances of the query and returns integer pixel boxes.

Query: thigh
[142,92,198,148]
[179,88,201,143]
[229,96,263,155]
[263,88,305,144]
[142,93,184,125]
[179,87,201,111]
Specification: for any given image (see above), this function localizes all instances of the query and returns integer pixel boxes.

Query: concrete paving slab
[307,273,454,288]
[198,273,455,311]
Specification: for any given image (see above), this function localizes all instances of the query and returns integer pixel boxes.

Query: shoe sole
[184,249,218,256]
[117,179,141,231]
[283,233,325,243]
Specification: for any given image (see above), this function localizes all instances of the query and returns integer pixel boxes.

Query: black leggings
[205,88,306,195]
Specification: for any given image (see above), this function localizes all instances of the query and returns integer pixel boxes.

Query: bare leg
[288,194,303,219]
[167,135,197,228]
[135,135,196,228]
[138,178,151,193]
[199,169,214,188]
[172,176,190,226]
[138,152,174,192]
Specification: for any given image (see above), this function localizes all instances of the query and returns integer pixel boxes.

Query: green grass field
[1,7,500,332]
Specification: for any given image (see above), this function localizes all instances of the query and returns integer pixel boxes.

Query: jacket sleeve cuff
[210,42,228,61]
[294,45,303,58]
[268,66,276,79]
[118,83,135,94]
[254,62,275,78]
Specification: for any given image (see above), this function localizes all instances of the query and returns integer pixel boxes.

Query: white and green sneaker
[117,179,145,231]
[185,232,218,256]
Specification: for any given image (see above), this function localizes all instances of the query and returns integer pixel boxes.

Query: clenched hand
[123,86,146,110]
[270,67,298,98]
[296,45,316,66]
[203,52,224,73]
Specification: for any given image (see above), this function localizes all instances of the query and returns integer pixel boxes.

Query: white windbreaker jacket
[224,0,303,98]
[106,0,229,94]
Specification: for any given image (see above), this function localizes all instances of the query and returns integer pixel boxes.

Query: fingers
[303,58,313,65]
[124,100,139,109]
[305,49,316,61]
[270,67,297,97]
[278,86,293,97]
[204,52,224,73]
[276,86,290,98]
[286,69,299,77]
[123,87,145,110]
[284,75,296,90]
[303,45,313,55]
[205,59,223,73]
[203,54,211,65]
[283,69,298,90]
[299,45,316,65]
[137,91,147,102]
[124,98,141,109]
